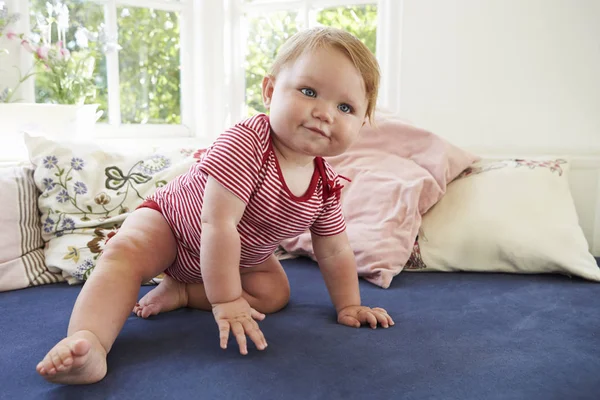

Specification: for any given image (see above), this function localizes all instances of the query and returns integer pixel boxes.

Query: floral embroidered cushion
[24,133,197,284]
[409,158,600,281]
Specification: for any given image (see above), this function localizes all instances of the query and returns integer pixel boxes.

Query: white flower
[98,30,121,54]
[85,28,98,41]
[28,32,41,44]
[75,27,89,48]
[57,3,69,31]
[45,2,54,18]
[103,42,121,54]
[37,18,51,45]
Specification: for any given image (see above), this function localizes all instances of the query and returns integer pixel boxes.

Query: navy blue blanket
[2,257,599,400]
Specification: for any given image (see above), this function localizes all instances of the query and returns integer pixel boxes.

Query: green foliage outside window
[316,5,377,54]
[245,11,299,116]
[245,4,377,116]
[117,6,181,125]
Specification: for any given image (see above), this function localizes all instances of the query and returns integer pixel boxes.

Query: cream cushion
[413,158,600,281]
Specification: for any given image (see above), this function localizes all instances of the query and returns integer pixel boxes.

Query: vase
[0,103,102,162]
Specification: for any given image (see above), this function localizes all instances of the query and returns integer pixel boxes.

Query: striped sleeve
[198,115,269,204]
[310,163,347,236]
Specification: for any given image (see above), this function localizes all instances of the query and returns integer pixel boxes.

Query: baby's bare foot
[133,275,188,318]
[36,330,107,385]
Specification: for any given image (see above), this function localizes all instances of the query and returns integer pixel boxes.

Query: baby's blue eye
[300,88,316,97]
[338,104,352,114]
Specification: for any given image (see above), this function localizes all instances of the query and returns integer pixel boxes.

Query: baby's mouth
[304,126,328,138]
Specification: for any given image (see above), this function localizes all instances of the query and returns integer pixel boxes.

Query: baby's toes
[38,354,57,375]
[50,349,67,373]
[41,344,73,375]
[54,344,74,371]
[134,302,148,316]
[36,360,48,375]
[140,306,151,318]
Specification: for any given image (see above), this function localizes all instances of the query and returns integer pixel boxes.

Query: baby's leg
[36,208,177,385]
[239,254,291,314]
[180,254,291,314]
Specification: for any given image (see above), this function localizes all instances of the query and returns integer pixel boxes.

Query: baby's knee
[255,283,290,314]
[99,233,157,275]
[101,233,143,262]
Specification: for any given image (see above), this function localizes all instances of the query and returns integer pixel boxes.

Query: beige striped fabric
[0,166,64,291]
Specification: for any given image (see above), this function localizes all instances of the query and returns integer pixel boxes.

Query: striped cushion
[0,166,64,291]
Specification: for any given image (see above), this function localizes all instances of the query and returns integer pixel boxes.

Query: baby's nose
[312,102,334,122]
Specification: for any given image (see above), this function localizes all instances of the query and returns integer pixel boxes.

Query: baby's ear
[262,76,275,109]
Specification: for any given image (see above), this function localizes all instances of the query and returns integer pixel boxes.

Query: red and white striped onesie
[145,113,347,283]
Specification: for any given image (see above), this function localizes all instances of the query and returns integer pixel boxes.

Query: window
[28,0,192,136]
[13,0,401,141]
[239,0,378,118]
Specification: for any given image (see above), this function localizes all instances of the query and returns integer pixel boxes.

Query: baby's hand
[337,306,395,329]
[211,297,268,355]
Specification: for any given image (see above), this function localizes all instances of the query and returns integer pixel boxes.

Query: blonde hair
[269,26,380,123]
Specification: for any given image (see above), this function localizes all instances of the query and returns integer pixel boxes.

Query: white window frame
[19,0,211,141]
[16,0,402,144]
[88,0,196,139]
[225,0,403,125]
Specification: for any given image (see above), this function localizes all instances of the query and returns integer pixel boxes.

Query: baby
[36,26,394,385]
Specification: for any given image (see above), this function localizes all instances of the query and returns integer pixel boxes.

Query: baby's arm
[200,176,268,354]
[311,231,361,311]
[312,231,394,329]
[200,176,244,303]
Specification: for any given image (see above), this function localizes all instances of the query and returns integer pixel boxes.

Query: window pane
[117,6,181,124]
[29,0,107,115]
[315,5,377,55]
[245,11,299,116]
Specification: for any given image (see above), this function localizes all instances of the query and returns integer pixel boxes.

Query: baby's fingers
[242,319,268,351]
[217,320,231,350]
[230,321,248,355]
[363,311,379,329]
[372,307,395,327]
[374,312,392,328]
[338,314,361,328]
[250,307,266,321]
[384,313,395,327]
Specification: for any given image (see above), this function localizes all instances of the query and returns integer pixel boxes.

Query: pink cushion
[280,116,479,288]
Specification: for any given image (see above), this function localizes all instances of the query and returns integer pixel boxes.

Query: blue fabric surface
[1,257,599,400]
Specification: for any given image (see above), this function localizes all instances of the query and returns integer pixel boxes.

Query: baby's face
[263,46,368,158]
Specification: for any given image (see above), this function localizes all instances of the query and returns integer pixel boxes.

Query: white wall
[394,0,600,255]
[397,0,600,155]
